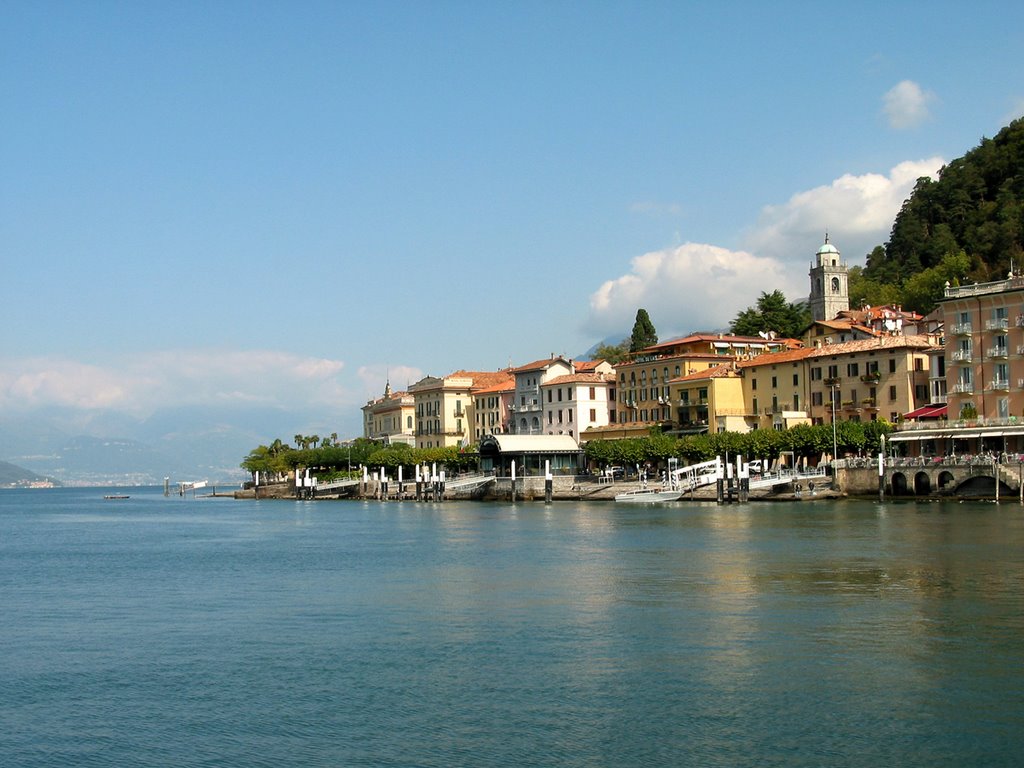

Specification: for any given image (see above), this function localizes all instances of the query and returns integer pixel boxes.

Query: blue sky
[3,1,1024,447]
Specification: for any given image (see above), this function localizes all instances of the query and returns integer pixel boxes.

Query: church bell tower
[808,234,849,322]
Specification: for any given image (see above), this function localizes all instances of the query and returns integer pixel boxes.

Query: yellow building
[361,382,416,445]
[670,364,749,434]
[614,333,797,430]
[409,369,512,449]
[739,336,936,428]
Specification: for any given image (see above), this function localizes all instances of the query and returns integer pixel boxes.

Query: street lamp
[831,383,839,464]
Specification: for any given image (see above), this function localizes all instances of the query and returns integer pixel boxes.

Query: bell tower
[808,234,849,322]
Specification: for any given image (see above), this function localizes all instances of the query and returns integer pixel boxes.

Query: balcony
[951,323,973,335]
[951,349,972,363]
[987,379,1010,392]
[986,317,1009,331]
[823,376,841,387]
[859,371,881,384]
[986,346,1009,359]
[861,398,877,409]
[951,382,974,394]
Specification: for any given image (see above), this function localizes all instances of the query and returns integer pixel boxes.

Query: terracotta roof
[737,348,816,368]
[573,360,605,371]
[739,335,934,368]
[510,357,571,373]
[471,377,515,395]
[806,334,935,357]
[639,333,801,354]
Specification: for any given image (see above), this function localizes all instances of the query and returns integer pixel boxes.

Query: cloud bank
[742,157,945,264]
[0,349,348,417]
[587,158,945,340]
[586,243,799,339]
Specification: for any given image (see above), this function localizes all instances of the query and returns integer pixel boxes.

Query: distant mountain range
[0,405,296,486]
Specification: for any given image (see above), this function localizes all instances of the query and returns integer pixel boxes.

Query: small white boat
[614,487,684,503]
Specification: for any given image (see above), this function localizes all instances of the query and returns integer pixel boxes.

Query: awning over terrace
[902,404,948,420]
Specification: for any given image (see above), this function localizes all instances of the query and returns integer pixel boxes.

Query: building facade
[539,372,616,439]
[939,276,1024,421]
[361,382,416,445]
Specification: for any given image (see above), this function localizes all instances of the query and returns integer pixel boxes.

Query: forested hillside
[859,117,1024,308]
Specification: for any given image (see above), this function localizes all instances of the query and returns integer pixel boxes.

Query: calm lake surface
[2,488,1023,767]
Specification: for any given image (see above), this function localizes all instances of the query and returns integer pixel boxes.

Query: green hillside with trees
[732,117,1024,326]
[858,117,1024,314]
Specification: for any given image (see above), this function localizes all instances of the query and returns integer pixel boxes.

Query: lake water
[2,488,1023,767]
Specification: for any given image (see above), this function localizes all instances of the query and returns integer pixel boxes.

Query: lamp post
[831,383,839,465]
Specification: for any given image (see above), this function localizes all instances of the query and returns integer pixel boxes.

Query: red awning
[903,404,948,420]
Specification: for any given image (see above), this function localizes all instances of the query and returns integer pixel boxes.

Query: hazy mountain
[0,405,300,486]
[0,460,58,487]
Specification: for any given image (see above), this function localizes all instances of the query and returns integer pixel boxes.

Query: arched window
[831,276,840,292]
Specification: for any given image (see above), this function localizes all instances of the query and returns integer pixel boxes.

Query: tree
[629,309,658,352]
[730,290,810,338]
[592,339,630,365]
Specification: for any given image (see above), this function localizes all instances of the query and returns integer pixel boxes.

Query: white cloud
[0,349,349,416]
[883,80,936,130]
[588,157,947,340]
[586,243,803,339]
[742,157,944,265]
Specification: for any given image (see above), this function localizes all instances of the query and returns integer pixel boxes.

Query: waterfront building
[472,374,516,441]
[938,275,1024,422]
[670,363,749,434]
[477,434,583,476]
[538,370,616,439]
[739,335,935,428]
[614,333,796,432]
[409,369,512,449]
[361,381,416,445]
[737,348,815,430]
[508,356,575,435]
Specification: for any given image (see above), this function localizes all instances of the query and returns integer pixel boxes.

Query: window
[811,367,822,381]
[590,408,596,421]
[847,363,859,376]
[547,390,552,403]
[589,387,596,399]
[793,374,799,386]
[812,392,822,406]
[889,385,897,401]
[827,364,839,378]
[752,378,758,391]
[568,409,573,422]
[771,376,777,388]
[889,358,897,373]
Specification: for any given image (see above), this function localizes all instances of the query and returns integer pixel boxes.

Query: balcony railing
[861,398,877,408]
[951,349,972,362]
[987,379,1010,392]
[859,372,881,383]
[951,382,974,394]
[951,323,973,335]
[986,346,1009,359]
[823,376,841,387]
[986,318,1009,331]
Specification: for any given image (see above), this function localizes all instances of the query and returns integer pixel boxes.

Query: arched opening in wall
[891,472,909,495]
[938,471,955,490]
[914,472,931,495]
[955,476,1012,497]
